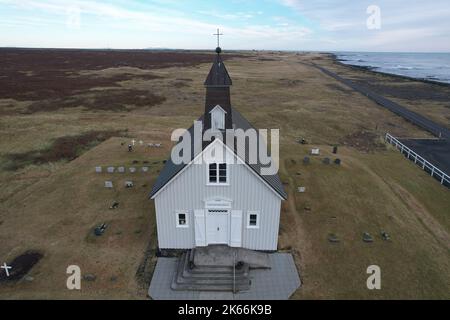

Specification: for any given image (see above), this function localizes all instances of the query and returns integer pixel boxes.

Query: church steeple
[204,47,232,87]
[204,32,233,132]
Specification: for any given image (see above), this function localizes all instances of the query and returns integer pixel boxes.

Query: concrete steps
[193,245,271,269]
[171,251,251,292]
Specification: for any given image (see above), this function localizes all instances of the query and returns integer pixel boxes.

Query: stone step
[176,273,251,286]
[183,267,249,279]
[171,252,251,292]
[193,246,271,269]
[171,281,250,292]
[181,250,249,278]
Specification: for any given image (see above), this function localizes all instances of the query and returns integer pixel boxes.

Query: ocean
[334,52,450,84]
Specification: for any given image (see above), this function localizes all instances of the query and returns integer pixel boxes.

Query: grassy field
[0,49,448,299]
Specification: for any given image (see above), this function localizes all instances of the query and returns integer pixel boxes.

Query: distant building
[150,47,286,251]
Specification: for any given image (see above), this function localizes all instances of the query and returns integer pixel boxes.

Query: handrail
[385,133,450,186]
[233,251,236,294]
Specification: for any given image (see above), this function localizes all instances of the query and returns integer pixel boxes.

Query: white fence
[385,133,450,187]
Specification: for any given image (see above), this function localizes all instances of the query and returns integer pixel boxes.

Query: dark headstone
[381,231,391,241]
[363,232,374,243]
[323,157,330,165]
[303,156,310,165]
[333,146,338,154]
[109,202,119,210]
[128,144,133,152]
[334,158,341,165]
[125,181,134,188]
[94,223,107,236]
[83,274,97,282]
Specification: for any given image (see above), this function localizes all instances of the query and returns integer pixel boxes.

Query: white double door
[206,209,229,244]
[194,209,242,247]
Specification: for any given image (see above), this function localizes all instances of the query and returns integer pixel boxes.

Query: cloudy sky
[0,0,449,52]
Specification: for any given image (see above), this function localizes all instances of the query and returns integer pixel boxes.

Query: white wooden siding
[154,144,282,251]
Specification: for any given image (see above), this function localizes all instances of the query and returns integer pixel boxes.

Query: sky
[0,0,449,52]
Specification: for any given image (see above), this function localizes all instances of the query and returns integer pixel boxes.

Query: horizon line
[0,46,449,54]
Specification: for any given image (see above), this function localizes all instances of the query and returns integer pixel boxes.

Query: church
[150,46,287,252]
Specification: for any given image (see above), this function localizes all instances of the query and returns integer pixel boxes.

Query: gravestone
[107,167,115,173]
[95,166,102,173]
[381,231,391,241]
[328,233,340,243]
[334,158,341,165]
[125,181,134,188]
[128,144,133,152]
[303,156,310,165]
[129,167,136,173]
[118,167,125,173]
[142,167,149,172]
[104,181,113,188]
[333,146,338,154]
[323,157,330,165]
[148,143,154,147]
[298,187,306,193]
[311,148,320,155]
[155,143,162,148]
[94,223,107,236]
[363,232,374,243]
[84,274,97,281]
[110,202,119,209]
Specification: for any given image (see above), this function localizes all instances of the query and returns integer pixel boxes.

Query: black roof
[204,53,232,87]
[149,108,287,199]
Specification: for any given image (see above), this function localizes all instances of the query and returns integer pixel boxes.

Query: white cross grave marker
[1,262,12,277]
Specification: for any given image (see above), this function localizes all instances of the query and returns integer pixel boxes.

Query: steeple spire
[204,53,232,87]
[203,31,233,132]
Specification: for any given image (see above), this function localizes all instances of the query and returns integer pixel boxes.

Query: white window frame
[176,210,189,228]
[247,211,260,229]
[210,105,226,132]
[207,162,229,186]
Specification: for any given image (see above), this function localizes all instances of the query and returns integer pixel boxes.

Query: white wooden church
[150,47,287,251]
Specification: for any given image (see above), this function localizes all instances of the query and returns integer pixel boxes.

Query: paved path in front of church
[148,253,301,300]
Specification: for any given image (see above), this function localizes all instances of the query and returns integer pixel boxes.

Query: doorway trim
[203,197,232,245]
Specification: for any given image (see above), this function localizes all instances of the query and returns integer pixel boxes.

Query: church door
[206,209,229,245]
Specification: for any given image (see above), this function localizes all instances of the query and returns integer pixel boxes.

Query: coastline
[328,53,450,88]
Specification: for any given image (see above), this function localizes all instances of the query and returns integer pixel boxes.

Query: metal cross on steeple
[213,28,223,47]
